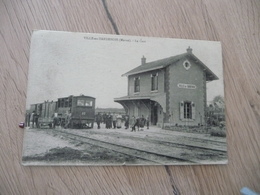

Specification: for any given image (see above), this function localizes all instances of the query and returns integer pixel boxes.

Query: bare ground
[22,125,227,165]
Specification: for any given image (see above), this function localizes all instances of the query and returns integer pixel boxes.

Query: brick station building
[114,47,219,127]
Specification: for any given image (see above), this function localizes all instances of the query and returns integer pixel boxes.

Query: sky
[26,30,224,109]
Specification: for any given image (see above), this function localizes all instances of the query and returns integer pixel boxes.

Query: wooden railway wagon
[30,95,96,129]
[38,101,57,128]
[29,101,57,128]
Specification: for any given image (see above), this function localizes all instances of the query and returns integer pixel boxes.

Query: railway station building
[114,47,219,127]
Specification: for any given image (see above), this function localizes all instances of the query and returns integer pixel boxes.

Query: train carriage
[57,95,96,128]
[29,95,95,129]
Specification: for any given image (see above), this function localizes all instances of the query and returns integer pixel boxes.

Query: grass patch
[209,128,226,137]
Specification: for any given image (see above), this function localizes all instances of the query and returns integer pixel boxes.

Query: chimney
[186,46,192,54]
[141,56,146,65]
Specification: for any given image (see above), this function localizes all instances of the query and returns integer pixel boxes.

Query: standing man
[146,115,150,129]
[124,115,129,129]
[96,113,102,129]
[135,116,140,131]
[65,110,72,129]
[109,113,113,129]
[53,112,58,129]
[112,113,117,129]
[30,111,35,128]
[104,113,108,129]
[34,112,39,128]
[139,115,146,130]
[116,114,122,129]
[130,116,136,132]
[106,113,112,129]
[25,112,30,127]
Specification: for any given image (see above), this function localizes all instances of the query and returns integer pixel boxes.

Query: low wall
[159,123,210,134]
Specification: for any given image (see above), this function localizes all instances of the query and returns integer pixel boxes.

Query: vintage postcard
[22,30,227,166]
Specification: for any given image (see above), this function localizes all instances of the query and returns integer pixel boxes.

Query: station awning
[114,96,151,101]
[114,93,166,112]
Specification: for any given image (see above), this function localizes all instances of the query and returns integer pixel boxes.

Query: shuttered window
[180,101,195,120]
[184,102,192,119]
[180,101,184,119]
[191,102,195,120]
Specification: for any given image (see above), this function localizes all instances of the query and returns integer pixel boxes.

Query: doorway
[151,101,158,125]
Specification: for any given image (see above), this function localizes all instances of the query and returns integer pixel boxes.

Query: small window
[183,60,191,70]
[60,99,64,107]
[64,98,69,107]
[77,99,93,107]
[134,77,140,93]
[85,100,93,106]
[151,73,158,91]
[77,99,85,106]
[69,98,72,107]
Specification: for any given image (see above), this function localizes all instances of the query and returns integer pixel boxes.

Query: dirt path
[22,127,227,165]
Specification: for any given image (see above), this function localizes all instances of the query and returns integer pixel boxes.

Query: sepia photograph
[22,30,227,166]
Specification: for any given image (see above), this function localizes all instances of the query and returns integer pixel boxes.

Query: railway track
[49,129,197,165]
[84,129,227,153]
[138,129,227,143]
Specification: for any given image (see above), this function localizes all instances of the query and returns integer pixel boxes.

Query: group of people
[25,111,39,128]
[95,113,150,131]
[95,113,123,129]
[53,111,72,129]
[25,110,72,129]
[128,115,149,132]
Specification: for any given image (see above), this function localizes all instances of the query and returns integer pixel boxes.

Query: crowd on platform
[95,113,149,131]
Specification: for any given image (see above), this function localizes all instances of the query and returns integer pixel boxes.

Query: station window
[184,102,192,119]
[180,101,195,120]
[134,77,140,93]
[151,73,158,91]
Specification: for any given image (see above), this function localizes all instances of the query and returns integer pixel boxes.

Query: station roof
[122,48,219,81]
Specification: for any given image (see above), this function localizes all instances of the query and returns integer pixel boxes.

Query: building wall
[128,69,165,97]
[124,57,208,127]
[165,66,170,123]
[168,57,206,126]
[127,70,166,126]
[126,102,150,119]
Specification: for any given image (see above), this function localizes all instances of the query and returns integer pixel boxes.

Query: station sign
[177,83,196,89]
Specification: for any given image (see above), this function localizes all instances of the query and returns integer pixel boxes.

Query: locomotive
[29,95,95,129]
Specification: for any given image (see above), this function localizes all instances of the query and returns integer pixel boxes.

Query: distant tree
[213,95,224,104]
[213,95,225,113]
